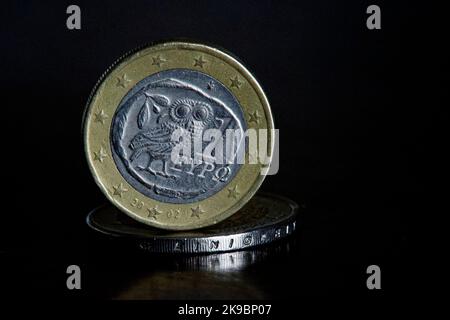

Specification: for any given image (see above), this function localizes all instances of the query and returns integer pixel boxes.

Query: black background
[0,0,443,303]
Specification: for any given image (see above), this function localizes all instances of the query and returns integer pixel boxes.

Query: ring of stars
[230,76,242,89]
[147,206,163,220]
[93,147,108,163]
[116,74,130,88]
[152,55,166,67]
[227,185,240,199]
[191,205,205,218]
[193,56,207,68]
[93,110,108,125]
[112,183,128,197]
[248,110,262,124]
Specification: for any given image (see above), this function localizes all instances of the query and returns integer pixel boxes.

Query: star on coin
[93,147,108,163]
[94,110,108,125]
[147,206,162,220]
[116,74,130,88]
[193,56,207,68]
[227,185,240,199]
[191,205,205,218]
[230,76,242,89]
[248,110,262,124]
[112,183,128,197]
[152,55,166,67]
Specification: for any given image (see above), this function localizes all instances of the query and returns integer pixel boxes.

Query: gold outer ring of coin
[83,41,274,230]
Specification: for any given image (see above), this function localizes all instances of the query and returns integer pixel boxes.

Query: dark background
[0,0,443,303]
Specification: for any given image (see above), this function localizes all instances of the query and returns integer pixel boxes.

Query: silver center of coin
[111,69,246,203]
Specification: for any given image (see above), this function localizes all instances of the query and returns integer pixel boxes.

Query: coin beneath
[84,41,274,230]
[87,193,298,253]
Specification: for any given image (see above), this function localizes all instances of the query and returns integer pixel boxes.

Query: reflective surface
[87,237,296,300]
[87,193,298,253]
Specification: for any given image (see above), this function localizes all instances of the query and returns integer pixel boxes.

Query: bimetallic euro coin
[84,41,274,230]
[86,193,298,253]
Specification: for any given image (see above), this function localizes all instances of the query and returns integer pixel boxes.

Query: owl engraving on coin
[111,69,246,204]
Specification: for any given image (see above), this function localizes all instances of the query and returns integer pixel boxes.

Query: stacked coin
[84,41,296,251]
[87,193,298,253]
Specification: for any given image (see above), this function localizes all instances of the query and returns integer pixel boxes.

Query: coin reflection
[112,240,293,300]
[176,240,292,272]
